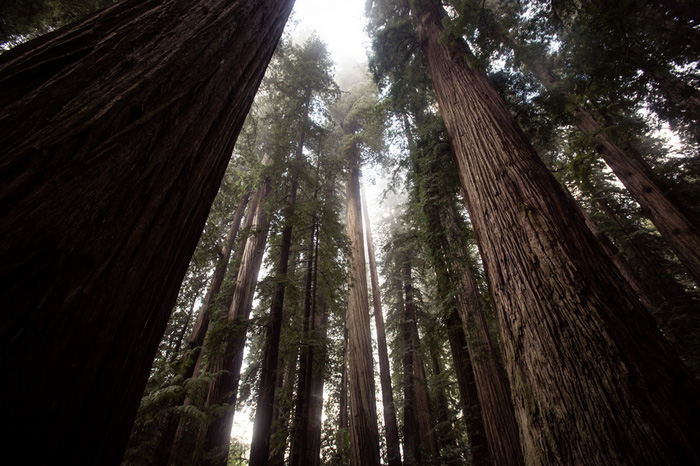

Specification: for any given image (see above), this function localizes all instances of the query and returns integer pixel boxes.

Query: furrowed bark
[361,184,402,466]
[200,174,273,465]
[345,143,381,466]
[412,0,700,463]
[0,0,295,463]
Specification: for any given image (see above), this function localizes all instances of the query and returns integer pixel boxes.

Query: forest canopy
[0,0,699,465]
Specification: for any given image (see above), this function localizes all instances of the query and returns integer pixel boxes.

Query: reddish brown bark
[412,0,700,463]
[345,143,381,466]
[0,0,294,463]
[361,184,402,466]
[200,175,273,465]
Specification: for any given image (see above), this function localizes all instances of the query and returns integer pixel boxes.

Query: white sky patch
[289,0,370,80]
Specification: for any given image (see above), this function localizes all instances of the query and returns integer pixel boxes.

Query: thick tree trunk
[574,107,700,285]
[361,184,402,466]
[345,143,381,466]
[412,0,700,463]
[0,0,294,463]
[200,175,273,465]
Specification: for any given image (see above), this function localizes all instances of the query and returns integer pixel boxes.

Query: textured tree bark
[412,0,700,463]
[249,88,311,466]
[0,0,294,463]
[344,143,381,466]
[338,325,349,460]
[361,184,402,466]
[290,218,318,466]
[574,107,700,285]
[445,307,491,466]
[402,258,440,465]
[152,192,251,466]
[200,175,273,465]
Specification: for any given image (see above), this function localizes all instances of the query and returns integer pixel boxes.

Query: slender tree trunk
[427,342,461,466]
[402,258,440,466]
[164,181,269,465]
[338,326,349,460]
[200,174,273,465]
[307,180,336,466]
[183,192,251,376]
[445,306,490,466]
[573,107,700,286]
[361,184,402,466]
[412,0,700,463]
[344,143,381,466]
[249,88,312,466]
[290,217,318,466]
[419,155,523,465]
[0,1,294,463]
[400,259,421,466]
[270,349,299,466]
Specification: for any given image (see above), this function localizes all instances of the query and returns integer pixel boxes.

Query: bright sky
[289,0,370,83]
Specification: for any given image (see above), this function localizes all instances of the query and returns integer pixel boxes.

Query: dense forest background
[1,0,699,465]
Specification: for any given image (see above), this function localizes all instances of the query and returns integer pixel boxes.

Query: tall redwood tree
[0,0,295,463]
[410,0,700,463]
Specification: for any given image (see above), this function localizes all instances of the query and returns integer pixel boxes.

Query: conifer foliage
[3,0,700,465]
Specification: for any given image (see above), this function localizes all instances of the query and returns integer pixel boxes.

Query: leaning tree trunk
[199,174,273,465]
[573,107,700,286]
[411,0,700,463]
[361,184,402,466]
[152,191,250,465]
[344,143,381,466]
[0,1,294,463]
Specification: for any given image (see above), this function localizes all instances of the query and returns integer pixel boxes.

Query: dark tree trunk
[445,307,490,466]
[290,210,318,466]
[344,144,381,466]
[402,258,440,466]
[249,89,311,466]
[412,0,700,463]
[400,259,421,466]
[361,184,402,466]
[0,0,294,463]
[427,342,461,466]
[573,107,700,286]
[270,349,299,466]
[306,179,335,466]
[338,326,349,459]
[200,175,273,465]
